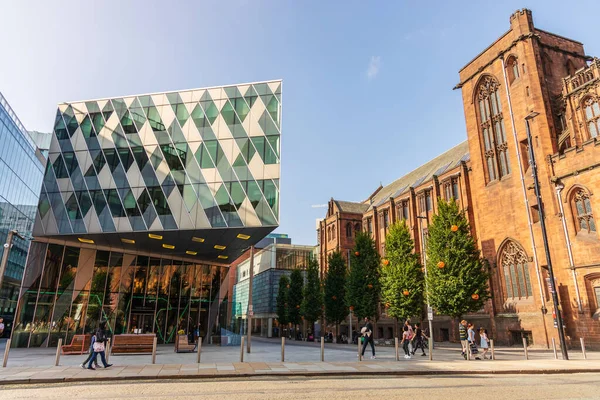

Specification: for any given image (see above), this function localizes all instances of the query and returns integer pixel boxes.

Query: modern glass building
[13,81,282,347]
[232,243,312,337]
[0,93,46,335]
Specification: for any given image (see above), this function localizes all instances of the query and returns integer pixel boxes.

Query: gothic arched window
[571,188,596,234]
[499,240,533,299]
[332,225,336,240]
[354,223,361,234]
[477,76,510,182]
[583,97,600,139]
[346,222,352,238]
[327,226,331,241]
[506,56,519,84]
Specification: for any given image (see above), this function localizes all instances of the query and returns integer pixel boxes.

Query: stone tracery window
[506,56,519,84]
[571,188,596,234]
[499,240,533,299]
[477,76,510,182]
[346,222,352,238]
[583,97,600,139]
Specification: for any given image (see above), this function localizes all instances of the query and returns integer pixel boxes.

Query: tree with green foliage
[275,275,289,337]
[345,231,381,320]
[380,221,424,332]
[288,268,304,338]
[426,199,490,319]
[301,257,323,338]
[324,251,347,340]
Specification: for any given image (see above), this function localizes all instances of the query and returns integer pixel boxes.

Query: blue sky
[2,1,600,245]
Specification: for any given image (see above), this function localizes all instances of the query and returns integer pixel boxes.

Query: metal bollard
[466,342,471,361]
[151,336,157,364]
[358,339,362,361]
[580,337,587,360]
[2,339,10,367]
[55,338,63,366]
[394,337,399,361]
[552,338,558,359]
[523,337,528,360]
[490,339,495,360]
[197,339,202,363]
[240,336,245,362]
[281,337,285,362]
[320,337,324,362]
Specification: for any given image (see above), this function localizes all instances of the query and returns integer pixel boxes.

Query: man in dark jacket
[360,317,375,359]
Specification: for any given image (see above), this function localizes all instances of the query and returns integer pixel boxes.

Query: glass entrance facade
[14,242,230,347]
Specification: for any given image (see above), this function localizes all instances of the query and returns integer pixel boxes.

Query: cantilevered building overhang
[34,81,281,263]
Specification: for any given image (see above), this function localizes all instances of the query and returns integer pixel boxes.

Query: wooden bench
[111,334,155,354]
[61,334,91,355]
[175,334,195,353]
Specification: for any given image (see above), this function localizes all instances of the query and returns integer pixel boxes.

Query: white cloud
[311,204,327,208]
[366,56,381,80]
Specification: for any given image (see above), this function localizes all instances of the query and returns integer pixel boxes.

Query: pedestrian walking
[80,332,99,369]
[459,319,468,360]
[467,323,480,360]
[411,323,427,356]
[360,317,376,359]
[479,328,490,360]
[87,320,113,370]
[401,325,412,359]
[0,317,4,338]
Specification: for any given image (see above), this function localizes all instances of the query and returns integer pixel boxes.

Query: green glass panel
[267,135,280,158]
[229,181,245,209]
[77,190,92,217]
[53,155,69,179]
[38,193,51,220]
[168,121,186,143]
[196,143,214,169]
[166,92,182,105]
[131,146,149,170]
[80,115,94,139]
[112,125,129,148]
[63,152,78,174]
[103,148,120,172]
[191,103,207,128]
[147,106,165,131]
[65,194,82,220]
[233,154,246,167]
[102,101,114,121]
[150,146,163,170]
[215,185,234,212]
[90,113,105,135]
[138,96,153,108]
[201,101,219,125]
[196,183,215,209]
[106,189,126,218]
[111,99,127,120]
[137,189,152,214]
[246,180,263,209]
[118,148,134,171]
[253,83,272,96]
[263,179,279,218]
[251,137,266,162]
[183,184,197,211]
[92,150,106,172]
[120,110,137,134]
[127,132,143,147]
[259,110,280,135]
[173,103,189,127]
[221,100,237,126]
[122,190,141,217]
[224,86,243,99]
[148,187,172,216]
[129,104,147,131]
[85,101,101,113]
[160,144,184,171]
[66,114,79,137]
[274,82,282,101]
[54,112,69,140]
[266,96,279,125]
[90,190,107,215]
[244,86,258,108]
[84,164,96,177]
[200,91,212,102]
[234,97,250,122]
[204,141,219,164]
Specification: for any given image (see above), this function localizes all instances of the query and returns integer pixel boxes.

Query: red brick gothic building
[319,9,600,348]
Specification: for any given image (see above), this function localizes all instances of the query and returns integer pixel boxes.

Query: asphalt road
[2,373,599,399]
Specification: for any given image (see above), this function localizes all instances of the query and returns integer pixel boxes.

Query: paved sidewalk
[0,358,599,385]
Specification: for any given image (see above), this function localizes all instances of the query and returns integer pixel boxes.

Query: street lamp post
[525,112,569,360]
[417,215,433,357]
[0,230,25,290]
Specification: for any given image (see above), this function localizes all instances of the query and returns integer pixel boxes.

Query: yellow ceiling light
[186,250,198,256]
[148,233,163,240]
[218,255,229,260]
[214,245,226,250]
[237,233,250,240]
[78,238,94,244]
[121,238,135,244]
[162,244,175,249]
[192,237,205,243]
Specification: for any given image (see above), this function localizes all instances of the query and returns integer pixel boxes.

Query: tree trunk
[394,317,399,339]
[451,318,458,342]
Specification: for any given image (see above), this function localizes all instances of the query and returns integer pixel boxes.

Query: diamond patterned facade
[34,81,281,262]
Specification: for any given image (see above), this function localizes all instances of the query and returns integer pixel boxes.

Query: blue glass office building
[0,93,46,334]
